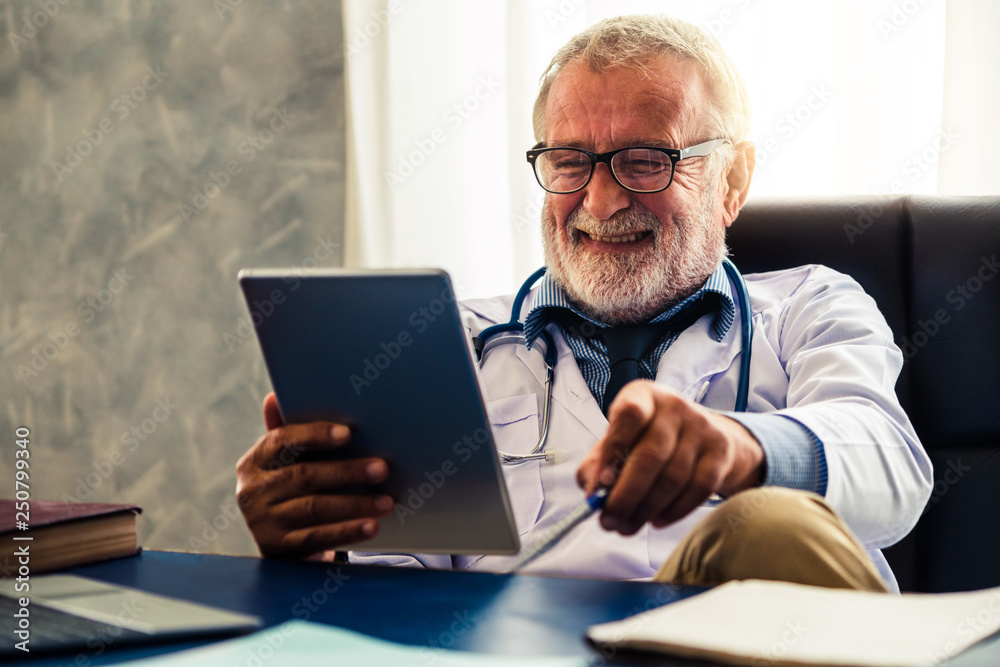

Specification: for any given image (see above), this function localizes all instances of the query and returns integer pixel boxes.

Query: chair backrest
[729,196,1000,592]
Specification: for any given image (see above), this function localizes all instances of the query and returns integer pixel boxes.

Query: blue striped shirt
[523,264,736,399]
[521,263,828,496]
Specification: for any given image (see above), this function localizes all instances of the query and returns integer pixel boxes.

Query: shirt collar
[523,262,736,348]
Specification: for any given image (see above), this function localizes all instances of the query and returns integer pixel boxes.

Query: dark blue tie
[552,295,718,415]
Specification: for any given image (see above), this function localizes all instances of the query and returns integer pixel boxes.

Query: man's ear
[720,141,756,227]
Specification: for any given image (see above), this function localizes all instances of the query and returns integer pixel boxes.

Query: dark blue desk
[13,551,1000,666]
[13,551,702,666]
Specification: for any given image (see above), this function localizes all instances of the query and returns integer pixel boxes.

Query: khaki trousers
[654,487,890,593]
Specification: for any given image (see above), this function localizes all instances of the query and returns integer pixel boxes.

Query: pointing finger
[579,381,657,492]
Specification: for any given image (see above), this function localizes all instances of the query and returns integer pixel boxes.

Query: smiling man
[524,50,765,535]
[236,14,932,592]
[537,57,731,325]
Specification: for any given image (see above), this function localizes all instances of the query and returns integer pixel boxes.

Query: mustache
[567,205,662,238]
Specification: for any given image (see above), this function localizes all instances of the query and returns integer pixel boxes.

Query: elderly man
[236,14,932,592]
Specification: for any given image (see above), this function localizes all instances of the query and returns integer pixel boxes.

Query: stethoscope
[473,257,754,465]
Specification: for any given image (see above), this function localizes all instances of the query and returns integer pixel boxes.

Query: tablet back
[238,269,519,555]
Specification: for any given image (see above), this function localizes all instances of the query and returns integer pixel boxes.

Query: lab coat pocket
[487,394,544,536]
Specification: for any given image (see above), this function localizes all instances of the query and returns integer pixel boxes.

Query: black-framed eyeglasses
[526,138,728,194]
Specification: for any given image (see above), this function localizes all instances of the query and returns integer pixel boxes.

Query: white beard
[542,193,726,325]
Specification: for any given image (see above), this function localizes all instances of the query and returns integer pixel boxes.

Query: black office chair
[728,196,1000,593]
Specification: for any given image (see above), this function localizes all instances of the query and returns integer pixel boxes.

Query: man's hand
[576,380,764,535]
[235,392,394,559]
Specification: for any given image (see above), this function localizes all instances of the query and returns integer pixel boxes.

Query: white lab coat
[351,265,933,587]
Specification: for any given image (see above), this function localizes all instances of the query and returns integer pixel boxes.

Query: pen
[503,488,608,573]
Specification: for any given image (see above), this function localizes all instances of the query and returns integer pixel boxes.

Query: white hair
[532,14,751,164]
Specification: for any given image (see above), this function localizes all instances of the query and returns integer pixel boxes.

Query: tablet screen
[238,269,519,555]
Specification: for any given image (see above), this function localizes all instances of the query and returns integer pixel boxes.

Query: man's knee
[660,487,888,591]
[710,487,829,543]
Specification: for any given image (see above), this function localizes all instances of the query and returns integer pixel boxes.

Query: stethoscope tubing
[475,258,753,464]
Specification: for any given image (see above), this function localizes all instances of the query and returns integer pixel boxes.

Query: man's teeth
[588,232,646,243]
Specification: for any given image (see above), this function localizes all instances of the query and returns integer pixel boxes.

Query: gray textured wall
[0,0,345,556]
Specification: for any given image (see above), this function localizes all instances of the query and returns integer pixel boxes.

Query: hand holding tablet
[235,269,520,559]
[236,393,395,559]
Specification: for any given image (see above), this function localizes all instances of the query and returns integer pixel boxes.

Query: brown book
[1,500,141,576]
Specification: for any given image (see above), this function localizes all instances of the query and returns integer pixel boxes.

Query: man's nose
[583,163,631,220]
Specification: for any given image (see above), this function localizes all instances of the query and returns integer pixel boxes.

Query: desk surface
[12,550,1000,666]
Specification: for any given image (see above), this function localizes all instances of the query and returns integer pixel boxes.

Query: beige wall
[939,0,1000,195]
[0,0,345,557]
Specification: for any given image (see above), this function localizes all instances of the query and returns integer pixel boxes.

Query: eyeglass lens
[534,148,674,193]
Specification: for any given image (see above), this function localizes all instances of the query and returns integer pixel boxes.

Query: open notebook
[587,579,1000,667]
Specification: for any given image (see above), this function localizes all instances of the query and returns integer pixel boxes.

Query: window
[344,0,999,297]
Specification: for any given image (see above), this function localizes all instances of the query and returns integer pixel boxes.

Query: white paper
[587,580,1000,667]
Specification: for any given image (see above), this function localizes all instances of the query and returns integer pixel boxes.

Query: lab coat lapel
[513,287,609,441]
[512,317,742,441]
[654,307,742,400]
[515,323,609,441]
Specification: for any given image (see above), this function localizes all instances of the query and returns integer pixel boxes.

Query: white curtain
[344,0,1000,299]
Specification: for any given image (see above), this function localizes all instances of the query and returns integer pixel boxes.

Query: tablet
[238,268,520,555]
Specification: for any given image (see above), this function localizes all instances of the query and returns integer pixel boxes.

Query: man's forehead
[544,56,710,147]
